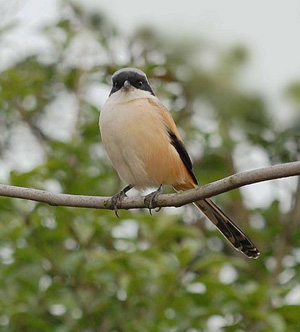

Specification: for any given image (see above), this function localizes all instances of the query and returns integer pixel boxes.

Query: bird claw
[111,193,125,218]
[110,185,133,217]
[144,185,163,215]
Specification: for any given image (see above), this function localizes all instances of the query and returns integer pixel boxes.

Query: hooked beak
[123,80,131,91]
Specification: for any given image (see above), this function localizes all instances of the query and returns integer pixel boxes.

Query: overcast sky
[3,0,300,89]
[3,0,300,124]
[99,0,300,95]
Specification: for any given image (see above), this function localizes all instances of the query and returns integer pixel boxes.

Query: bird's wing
[147,98,198,186]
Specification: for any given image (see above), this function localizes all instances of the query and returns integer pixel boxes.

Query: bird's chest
[100,101,146,147]
[100,100,157,186]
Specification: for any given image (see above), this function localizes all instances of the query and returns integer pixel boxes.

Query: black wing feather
[168,130,198,185]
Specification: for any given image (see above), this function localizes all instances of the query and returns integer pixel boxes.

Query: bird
[99,67,260,259]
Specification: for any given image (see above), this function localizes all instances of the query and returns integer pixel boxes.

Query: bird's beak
[123,80,131,91]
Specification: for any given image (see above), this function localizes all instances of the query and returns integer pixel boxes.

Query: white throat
[107,88,153,104]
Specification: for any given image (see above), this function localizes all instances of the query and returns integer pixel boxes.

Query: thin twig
[0,161,299,210]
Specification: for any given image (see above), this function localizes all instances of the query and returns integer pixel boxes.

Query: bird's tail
[193,198,260,259]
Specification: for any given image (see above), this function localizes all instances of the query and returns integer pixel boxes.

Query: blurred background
[0,1,300,331]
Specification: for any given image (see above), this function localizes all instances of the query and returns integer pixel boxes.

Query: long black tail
[194,198,260,259]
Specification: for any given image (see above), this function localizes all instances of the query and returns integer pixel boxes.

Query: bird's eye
[138,81,143,87]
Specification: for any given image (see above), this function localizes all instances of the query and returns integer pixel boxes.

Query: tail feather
[194,198,260,259]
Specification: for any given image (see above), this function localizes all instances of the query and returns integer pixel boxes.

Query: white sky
[3,0,300,95]
[3,0,300,123]
[95,0,300,128]
[99,0,300,95]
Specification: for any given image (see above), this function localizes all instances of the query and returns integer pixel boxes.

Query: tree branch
[0,161,300,210]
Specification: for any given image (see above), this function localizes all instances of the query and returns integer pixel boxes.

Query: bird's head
[109,68,155,99]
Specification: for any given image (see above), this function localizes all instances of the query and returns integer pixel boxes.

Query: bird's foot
[144,185,163,215]
[110,184,133,218]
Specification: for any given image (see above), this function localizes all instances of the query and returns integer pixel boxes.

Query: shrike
[100,67,259,259]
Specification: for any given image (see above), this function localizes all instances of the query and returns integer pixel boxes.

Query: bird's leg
[111,184,133,218]
[144,184,163,215]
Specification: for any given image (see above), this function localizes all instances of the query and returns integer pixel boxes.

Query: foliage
[0,2,300,331]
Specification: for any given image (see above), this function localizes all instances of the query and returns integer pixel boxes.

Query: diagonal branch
[0,161,299,210]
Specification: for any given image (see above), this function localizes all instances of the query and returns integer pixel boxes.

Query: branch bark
[0,161,300,210]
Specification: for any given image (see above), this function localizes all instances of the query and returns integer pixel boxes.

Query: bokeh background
[1,1,300,331]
